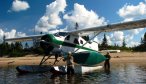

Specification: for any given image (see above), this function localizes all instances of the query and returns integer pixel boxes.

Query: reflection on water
[1,63,146,84]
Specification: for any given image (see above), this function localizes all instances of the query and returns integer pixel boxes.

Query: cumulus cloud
[10,0,30,12]
[118,1,146,20]
[63,3,107,31]
[128,28,144,35]
[0,29,26,43]
[108,31,124,46]
[17,32,27,37]
[0,29,4,42]
[116,1,146,46]
[127,41,140,47]
[117,1,146,34]
[35,0,107,44]
[109,28,144,47]
[141,33,145,39]
[111,31,124,41]
[106,35,112,45]
[35,0,67,33]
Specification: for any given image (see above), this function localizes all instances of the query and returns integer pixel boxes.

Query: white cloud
[141,33,144,39]
[35,0,67,33]
[106,35,112,45]
[17,32,27,37]
[125,34,133,42]
[0,29,26,43]
[111,31,124,41]
[4,29,16,39]
[128,28,144,35]
[127,41,140,47]
[93,33,113,45]
[0,29,4,38]
[63,3,107,31]
[116,1,146,47]
[118,1,146,20]
[10,0,30,12]
[109,31,124,46]
[122,28,144,43]
[117,1,146,37]
[110,29,144,47]
[93,35,103,44]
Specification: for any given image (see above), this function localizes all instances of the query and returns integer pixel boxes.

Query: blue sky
[0,0,146,47]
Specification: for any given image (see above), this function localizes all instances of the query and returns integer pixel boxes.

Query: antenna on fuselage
[75,22,79,30]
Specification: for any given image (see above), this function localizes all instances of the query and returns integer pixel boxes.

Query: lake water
[0,63,146,84]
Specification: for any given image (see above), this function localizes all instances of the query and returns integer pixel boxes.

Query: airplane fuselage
[40,33,106,66]
[52,34,99,53]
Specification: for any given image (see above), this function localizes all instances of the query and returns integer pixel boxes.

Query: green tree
[133,32,146,51]
[142,32,146,45]
[122,38,126,47]
[101,34,108,49]
[9,42,26,57]
[0,42,11,56]
[15,42,23,50]
[0,43,3,57]
[141,37,143,44]
[25,42,29,49]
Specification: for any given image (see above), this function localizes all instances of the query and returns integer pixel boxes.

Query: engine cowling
[40,34,54,54]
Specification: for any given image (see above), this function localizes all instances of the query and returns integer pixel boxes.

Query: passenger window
[80,40,83,44]
[74,38,79,44]
[65,35,70,40]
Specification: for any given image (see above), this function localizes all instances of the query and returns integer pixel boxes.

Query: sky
[0,0,146,47]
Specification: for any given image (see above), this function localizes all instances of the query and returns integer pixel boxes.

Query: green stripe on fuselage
[47,34,96,52]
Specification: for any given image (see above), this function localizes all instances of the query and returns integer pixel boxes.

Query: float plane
[5,19,146,74]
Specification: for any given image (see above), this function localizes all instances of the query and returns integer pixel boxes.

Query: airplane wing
[5,34,44,42]
[68,19,146,36]
[5,19,146,41]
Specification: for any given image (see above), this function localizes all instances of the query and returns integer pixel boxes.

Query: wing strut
[74,32,101,53]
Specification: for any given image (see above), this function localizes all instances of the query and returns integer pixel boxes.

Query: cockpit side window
[65,35,70,40]
[74,38,79,44]
[80,40,83,44]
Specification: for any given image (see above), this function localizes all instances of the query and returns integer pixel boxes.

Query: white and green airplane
[5,19,146,67]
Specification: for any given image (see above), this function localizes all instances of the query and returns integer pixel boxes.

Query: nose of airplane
[40,34,54,53]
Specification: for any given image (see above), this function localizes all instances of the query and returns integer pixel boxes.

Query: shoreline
[110,52,146,63]
[0,52,146,67]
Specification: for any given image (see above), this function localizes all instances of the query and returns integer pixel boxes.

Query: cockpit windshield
[54,32,68,37]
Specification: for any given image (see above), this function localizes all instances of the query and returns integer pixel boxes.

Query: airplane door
[61,35,75,53]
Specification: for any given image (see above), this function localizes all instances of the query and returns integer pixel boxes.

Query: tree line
[99,34,131,51]
[132,32,146,51]
[99,32,146,52]
[0,42,44,57]
[0,33,146,57]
